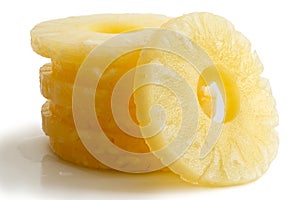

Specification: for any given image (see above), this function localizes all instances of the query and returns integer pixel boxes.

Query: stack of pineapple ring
[31,12,279,186]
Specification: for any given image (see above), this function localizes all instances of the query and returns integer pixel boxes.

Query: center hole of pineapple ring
[209,82,225,123]
[197,67,240,123]
[90,22,143,34]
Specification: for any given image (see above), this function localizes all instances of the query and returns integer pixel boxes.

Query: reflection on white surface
[0,125,208,199]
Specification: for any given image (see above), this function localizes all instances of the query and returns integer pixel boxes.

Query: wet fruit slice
[42,101,109,169]
[31,14,170,64]
[32,14,170,171]
[42,101,152,169]
[39,48,142,106]
[135,12,279,186]
[40,50,154,169]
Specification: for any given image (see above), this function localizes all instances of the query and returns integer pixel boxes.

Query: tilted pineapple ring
[135,12,279,186]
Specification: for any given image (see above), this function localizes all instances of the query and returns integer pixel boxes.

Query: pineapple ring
[135,12,279,186]
[41,101,154,170]
[31,14,170,63]
[42,101,109,169]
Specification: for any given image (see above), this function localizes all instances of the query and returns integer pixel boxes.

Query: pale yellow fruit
[32,14,170,170]
[42,101,152,169]
[31,14,170,64]
[42,101,109,169]
[39,54,150,169]
[39,51,153,153]
[135,12,279,186]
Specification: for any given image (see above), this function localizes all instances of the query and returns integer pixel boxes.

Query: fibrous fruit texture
[31,12,278,186]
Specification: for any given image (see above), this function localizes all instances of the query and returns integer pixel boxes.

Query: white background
[0,0,299,199]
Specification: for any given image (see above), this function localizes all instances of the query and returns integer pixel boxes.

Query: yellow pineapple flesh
[32,12,278,186]
[32,14,170,170]
[134,12,279,186]
[31,14,170,64]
